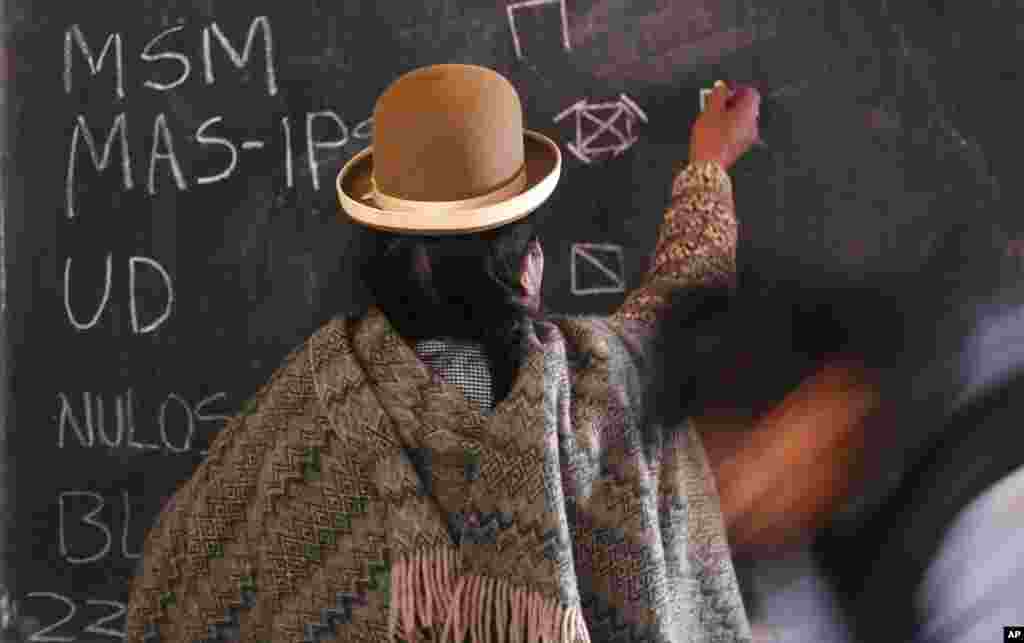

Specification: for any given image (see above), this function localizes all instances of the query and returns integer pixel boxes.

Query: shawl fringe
[388,548,592,643]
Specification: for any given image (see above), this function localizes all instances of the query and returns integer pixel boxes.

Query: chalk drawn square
[571,243,625,295]
[506,0,572,60]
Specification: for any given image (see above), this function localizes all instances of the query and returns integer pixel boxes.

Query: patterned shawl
[125,161,752,642]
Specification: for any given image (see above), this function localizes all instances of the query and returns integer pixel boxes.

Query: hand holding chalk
[691,80,763,171]
[727,85,768,148]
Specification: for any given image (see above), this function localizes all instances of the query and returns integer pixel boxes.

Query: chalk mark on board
[241,140,265,150]
[571,243,625,295]
[507,0,572,60]
[554,94,647,163]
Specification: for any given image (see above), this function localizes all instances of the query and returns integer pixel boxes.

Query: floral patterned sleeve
[611,160,738,327]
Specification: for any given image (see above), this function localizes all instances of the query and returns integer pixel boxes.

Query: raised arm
[611,81,761,328]
[612,159,738,325]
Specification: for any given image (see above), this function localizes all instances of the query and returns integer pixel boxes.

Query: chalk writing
[119,490,143,562]
[65,114,132,220]
[66,111,369,217]
[282,115,294,188]
[58,491,144,565]
[352,116,373,141]
[554,94,648,163]
[27,592,75,642]
[571,243,626,295]
[57,389,229,452]
[64,17,276,99]
[58,492,111,564]
[159,394,194,453]
[62,17,285,209]
[148,113,187,194]
[63,26,124,100]
[62,252,112,331]
[506,0,571,60]
[307,110,348,191]
[23,593,126,641]
[82,599,126,640]
[63,253,173,333]
[140,25,190,92]
[195,116,238,185]
[42,14,350,642]
[128,255,174,332]
[203,16,277,96]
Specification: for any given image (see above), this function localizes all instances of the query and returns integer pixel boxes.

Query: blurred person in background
[813,1,1024,639]
[657,0,1024,634]
[659,211,1024,643]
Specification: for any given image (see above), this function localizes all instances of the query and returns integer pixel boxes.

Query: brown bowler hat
[336,64,562,234]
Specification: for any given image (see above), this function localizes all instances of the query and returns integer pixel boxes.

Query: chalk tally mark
[554,94,648,164]
[571,243,625,295]
[507,0,572,60]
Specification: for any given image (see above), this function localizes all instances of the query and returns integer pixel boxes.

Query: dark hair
[356,216,544,404]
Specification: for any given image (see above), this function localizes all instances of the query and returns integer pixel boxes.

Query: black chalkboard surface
[1,0,1012,639]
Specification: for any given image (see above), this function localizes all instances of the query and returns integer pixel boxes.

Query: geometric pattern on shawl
[123,160,752,643]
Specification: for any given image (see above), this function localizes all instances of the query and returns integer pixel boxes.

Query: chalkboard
[1,0,1013,639]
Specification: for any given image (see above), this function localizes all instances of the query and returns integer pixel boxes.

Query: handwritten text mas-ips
[65,17,373,219]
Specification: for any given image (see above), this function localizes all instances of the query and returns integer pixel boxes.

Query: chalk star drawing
[554,94,648,164]
[506,0,572,60]
[571,243,625,295]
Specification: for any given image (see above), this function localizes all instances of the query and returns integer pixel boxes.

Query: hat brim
[336,130,561,235]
